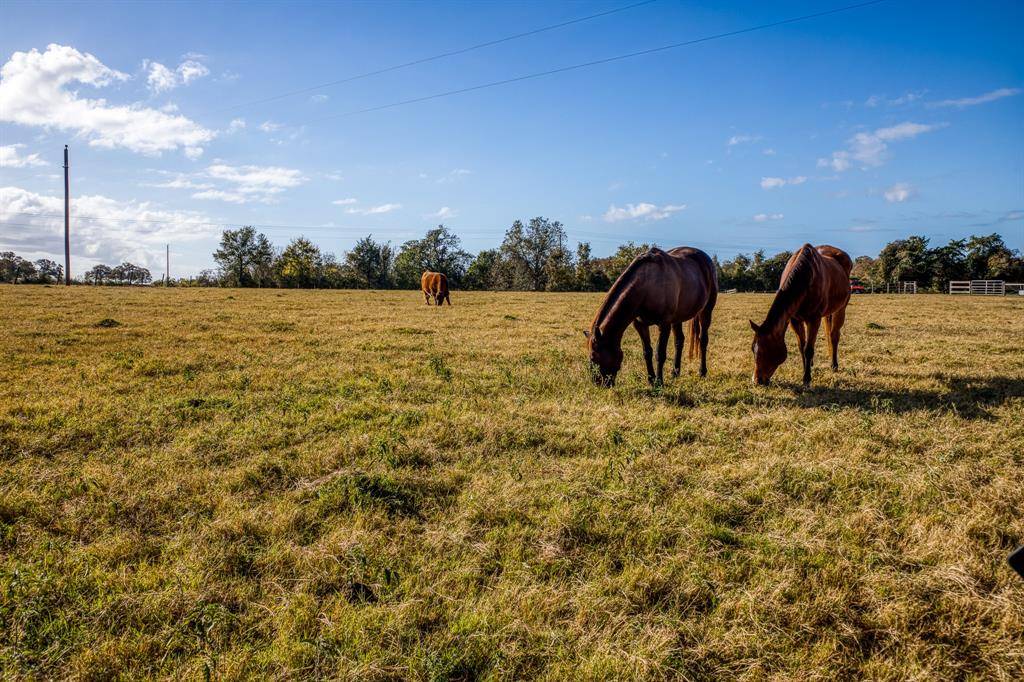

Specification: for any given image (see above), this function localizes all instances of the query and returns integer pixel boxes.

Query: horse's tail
[687,316,700,361]
[824,313,833,339]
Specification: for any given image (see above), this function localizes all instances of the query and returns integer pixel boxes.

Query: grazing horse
[749,244,852,386]
[421,271,451,306]
[585,247,717,387]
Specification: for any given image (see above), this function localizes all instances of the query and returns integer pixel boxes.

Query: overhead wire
[203,0,661,115]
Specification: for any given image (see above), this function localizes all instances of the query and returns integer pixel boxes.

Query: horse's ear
[749,320,760,333]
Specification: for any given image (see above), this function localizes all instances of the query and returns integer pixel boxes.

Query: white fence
[886,281,917,294]
[950,280,1008,295]
[949,280,1024,295]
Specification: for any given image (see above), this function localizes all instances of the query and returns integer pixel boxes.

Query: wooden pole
[166,244,169,286]
[63,145,70,285]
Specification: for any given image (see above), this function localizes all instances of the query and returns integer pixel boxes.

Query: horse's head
[749,320,786,385]
[584,327,622,387]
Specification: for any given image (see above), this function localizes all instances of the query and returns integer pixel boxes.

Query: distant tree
[875,236,933,287]
[929,239,968,289]
[464,249,500,290]
[0,251,37,283]
[493,217,568,290]
[213,226,274,287]
[393,225,471,288]
[85,264,112,285]
[33,259,63,284]
[574,241,608,291]
[544,244,575,291]
[757,251,793,291]
[963,234,1012,280]
[344,235,394,288]
[109,262,150,285]
[276,237,323,288]
[851,255,879,289]
[595,242,655,284]
[718,253,752,291]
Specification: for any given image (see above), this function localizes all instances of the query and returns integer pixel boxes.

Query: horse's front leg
[655,324,670,386]
[790,319,807,366]
[802,317,821,386]
[633,320,655,385]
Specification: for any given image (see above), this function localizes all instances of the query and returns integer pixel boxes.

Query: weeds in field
[0,287,1022,679]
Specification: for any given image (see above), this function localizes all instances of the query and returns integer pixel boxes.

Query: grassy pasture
[1,285,1023,680]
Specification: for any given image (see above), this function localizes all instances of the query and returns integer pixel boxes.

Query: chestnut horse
[421,271,451,306]
[585,247,717,387]
[749,244,852,386]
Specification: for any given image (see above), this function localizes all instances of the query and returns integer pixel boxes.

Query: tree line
[2,222,1020,292]
[204,222,1023,293]
[0,252,64,284]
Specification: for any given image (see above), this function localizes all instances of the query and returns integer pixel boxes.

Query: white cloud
[436,168,471,184]
[332,198,357,205]
[818,121,945,172]
[346,203,402,215]
[227,118,246,133]
[762,148,776,156]
[883,182,915,203]
[0,44,214,157]
[727,134,761,146]
[753,213,784,222]
[865,90,926,107]
[258,120,283,133]
[603,202,686,223]
[143,58,210,93]
[426,206,457,220]
[0,144,47,168]
[931,87,1020,108]
[309,94,329,103]
[145,62,176,93]
[199,163,305,203]
[0,184,214,271]
[151,163,306,204]
[760,176,806,189]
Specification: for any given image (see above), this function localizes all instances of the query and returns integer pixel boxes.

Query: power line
[205,0,660,115]
[308,0,891,123]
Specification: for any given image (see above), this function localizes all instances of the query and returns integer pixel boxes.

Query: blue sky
[1,0,1021,277]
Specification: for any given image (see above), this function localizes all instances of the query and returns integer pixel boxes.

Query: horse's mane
[762,244,816,331]
[591,249,660,333]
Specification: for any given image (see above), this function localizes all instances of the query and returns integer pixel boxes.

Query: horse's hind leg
[698,307,713,377]
[633,321,656,385]
[671,322,684,377]
[655,324,670,386]
[802,317,821,386]
[424,291,431,305]
[829,307,846,371]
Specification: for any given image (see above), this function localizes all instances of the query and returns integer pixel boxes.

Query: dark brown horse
[421,271,451,306]
[750,244,852,386]
[585,247,717,387]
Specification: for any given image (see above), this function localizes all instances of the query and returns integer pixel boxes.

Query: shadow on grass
[789,374,1024,420]
[652,374,1024,420]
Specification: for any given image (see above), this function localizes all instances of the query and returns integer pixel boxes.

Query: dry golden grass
[1,285,1023,680]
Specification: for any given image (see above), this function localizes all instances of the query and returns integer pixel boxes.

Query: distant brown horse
[585,247,717,387]
[421,271,451,306]
[750,244,852,386]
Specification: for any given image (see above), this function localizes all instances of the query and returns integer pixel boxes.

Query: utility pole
[63,145,70,285]
[165,244,170,286]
